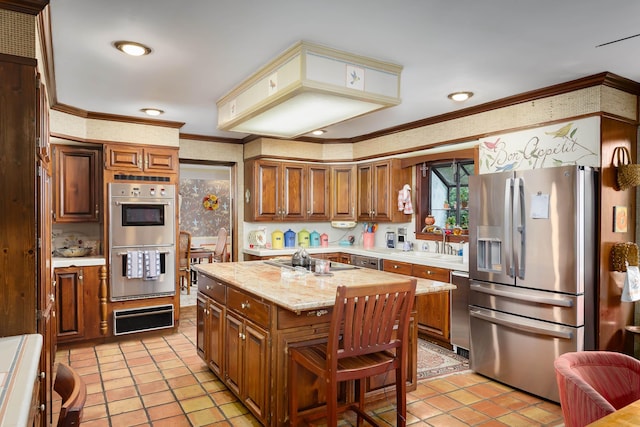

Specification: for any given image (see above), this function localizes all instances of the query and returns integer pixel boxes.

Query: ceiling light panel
[216,41,402,138]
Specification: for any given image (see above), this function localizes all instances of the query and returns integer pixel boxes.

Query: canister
[309,230,320,247]
[284,229,296,248]
[298,229,310,247]
[271,229,284,249]
[320,232,329,247]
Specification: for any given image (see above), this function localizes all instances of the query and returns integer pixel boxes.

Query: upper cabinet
[331,165,357,221]
[244,160,334,222]
[53,144,102,223]
[357,159,411,222]
[104,144,178,173]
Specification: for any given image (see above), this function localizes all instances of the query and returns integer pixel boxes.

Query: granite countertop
[243,245,469,272]
[52,256,106,268]
[193,260,456,313]
[0,334,42,427]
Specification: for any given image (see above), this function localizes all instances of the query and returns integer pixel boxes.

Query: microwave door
[469,171,515,286]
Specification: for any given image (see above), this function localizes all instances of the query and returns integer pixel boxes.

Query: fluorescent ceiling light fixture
[140,108,164,116]
[114,41,152,57]
[448,91,474,102]
[217,41,402,138]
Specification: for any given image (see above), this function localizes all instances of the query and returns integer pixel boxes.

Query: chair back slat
[330,281,415,361]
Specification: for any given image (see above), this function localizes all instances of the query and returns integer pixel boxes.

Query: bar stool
[288,280,416,426]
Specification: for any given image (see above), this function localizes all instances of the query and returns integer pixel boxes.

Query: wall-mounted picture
[614,205,628,233]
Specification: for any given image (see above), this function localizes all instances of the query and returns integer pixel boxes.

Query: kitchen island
[193,260,455,426]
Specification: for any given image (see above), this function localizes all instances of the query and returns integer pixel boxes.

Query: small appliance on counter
[298,229,310,247]
[271,230,284,249]
[320,233,329,247]
[397,227,407,248]
[386,229,396,249]
[309,230,320,247]
[284,229,296,247]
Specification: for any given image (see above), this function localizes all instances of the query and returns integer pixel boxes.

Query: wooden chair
[54,363,87,427]
[288,280,416,426]
[212,227,228,262]
[178,230,192,294]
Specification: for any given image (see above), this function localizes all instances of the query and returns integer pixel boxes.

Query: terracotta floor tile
[107,395,144,415]
[167,373,199,389]
[123,349,150,359]
[85,391,106,406]
[471,399,513,418]
[141,390,176,408]
[78,418,111,427]
[210,389,239,406]
[69,357,99,368]
[134,370,165,384]
[147,401,184,421]
[98,360,128,372]
[518,405,564,425]
[467,382,509,399]
[188,406,227,426]
[160,365,192,378]
[407,399,444,420]
[447,388,485,405]
[179,395,215,413]
[82,403,108,421]
[85,382,104,395]
[424,394,465,412]
[149,414,193,427]
[108,408,149,425]
[173,384,207,400]
[449,406,492,425]
[421,413,470,427]
[97,354,125,364]
[102,376,135,391]
[496,411,545,426]
[137,379,169,395]
[105,385,139,402]
[100,367,131,381]
[129,363,159,375]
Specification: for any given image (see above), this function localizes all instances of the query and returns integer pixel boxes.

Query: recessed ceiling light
[114,41,152,57]
[140,108,164,116]
[312,129,327,136]
[448,91,474,102]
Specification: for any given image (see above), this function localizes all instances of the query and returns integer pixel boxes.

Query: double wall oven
[109,182,176,301]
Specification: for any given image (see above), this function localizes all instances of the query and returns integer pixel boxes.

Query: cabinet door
[207,300,224,377]
[53,145,101,222]
[224,313,243,396]
[357,163,373,220]
[196,294,208,360]
[105,145,144,171]
[371,161,392,221]
[145,148,177,172]
[331,165,356,221]
[412,265,450,341]
[55,267,85,342]
[243,321,269,422]
[282,163,306,221]
[306,164,330,221]
[382,259,413,276]
[250,160,280,221]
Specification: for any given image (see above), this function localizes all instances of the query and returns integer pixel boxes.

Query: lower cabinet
[383,260,451,345]
[54,265,107,343]
[196,294,224,377]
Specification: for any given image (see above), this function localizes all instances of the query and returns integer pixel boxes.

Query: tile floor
[53,305,565,426]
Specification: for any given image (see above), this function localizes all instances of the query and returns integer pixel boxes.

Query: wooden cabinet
[330,165,357,221]
[0,56,54,427]
[244,160,338,222]
[104,144,178,173]
[197,292,225,377]
[52,145,101,222]
[54,265,107,344]
[412,265,451,344]
[357,159,411,222]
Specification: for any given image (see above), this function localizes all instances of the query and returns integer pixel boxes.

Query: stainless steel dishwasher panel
[469,306,583,403]
[450,271,470,354]
[350,254,382,270]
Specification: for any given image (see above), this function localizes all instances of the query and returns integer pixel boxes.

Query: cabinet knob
[239,332,246,340]
[393,265,399,269]
[241,301,251,309]
[40,371,45,379]
[40,404,45,412]
[427,270,433,275]
[206,285,212,290]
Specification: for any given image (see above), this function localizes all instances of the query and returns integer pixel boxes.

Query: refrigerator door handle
[513,177,525,279]
[470,283,574,307]
[504,178,514,277]
[470,309,574,340]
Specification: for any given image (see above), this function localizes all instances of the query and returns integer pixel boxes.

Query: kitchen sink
[401,252,464,262]
[263,258,359,271]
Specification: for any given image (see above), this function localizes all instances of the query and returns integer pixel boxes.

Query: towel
[144,250,161,280]
[397,184,413,214]
[622,263,640,302]
[126,251,144,279]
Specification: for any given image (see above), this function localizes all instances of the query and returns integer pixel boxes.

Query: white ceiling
[48,0,640,141]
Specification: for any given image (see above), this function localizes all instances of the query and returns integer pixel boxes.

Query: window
[416,159,474,240]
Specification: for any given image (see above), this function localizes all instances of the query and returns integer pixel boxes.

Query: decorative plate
[203,194,219,210]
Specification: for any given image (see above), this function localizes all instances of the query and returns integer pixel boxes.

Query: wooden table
[190,248,213,283]
[587,400,640,426]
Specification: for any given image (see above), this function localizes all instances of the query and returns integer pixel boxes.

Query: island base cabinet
[197,294,224,377]
[224,312,270,424]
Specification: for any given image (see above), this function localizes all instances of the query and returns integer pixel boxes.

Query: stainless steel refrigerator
[468,165,597,403]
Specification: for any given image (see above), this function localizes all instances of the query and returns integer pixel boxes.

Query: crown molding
[0,0,48,15]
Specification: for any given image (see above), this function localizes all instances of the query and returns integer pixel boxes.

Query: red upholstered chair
[554,351,640,427]
[288,280,416,426]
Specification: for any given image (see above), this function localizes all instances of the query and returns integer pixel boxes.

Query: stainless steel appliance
[386,230,396,248]
[468,165,597,403]
[350,254,382,270]
[109,183,176,301]
[450,271,470,357]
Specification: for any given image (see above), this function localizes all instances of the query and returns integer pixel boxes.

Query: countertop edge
[52,256,107,268]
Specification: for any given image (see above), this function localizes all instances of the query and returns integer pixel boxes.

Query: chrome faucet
[429,226,447,253]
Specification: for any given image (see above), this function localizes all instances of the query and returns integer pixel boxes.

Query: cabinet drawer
[277,306,333,329]
[198,273,226,304]
[382,260,413,276]
[227,288,270,328]
[411,265,450,282]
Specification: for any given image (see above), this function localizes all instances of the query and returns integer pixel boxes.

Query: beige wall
[0,9,34,58]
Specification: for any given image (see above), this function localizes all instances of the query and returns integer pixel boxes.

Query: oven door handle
[470,309,573,340]
[114,201,171,206]
[470,283,574,307]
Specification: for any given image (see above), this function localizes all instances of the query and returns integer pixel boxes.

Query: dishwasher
[350,254,382,270]
[450,271,470,358]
